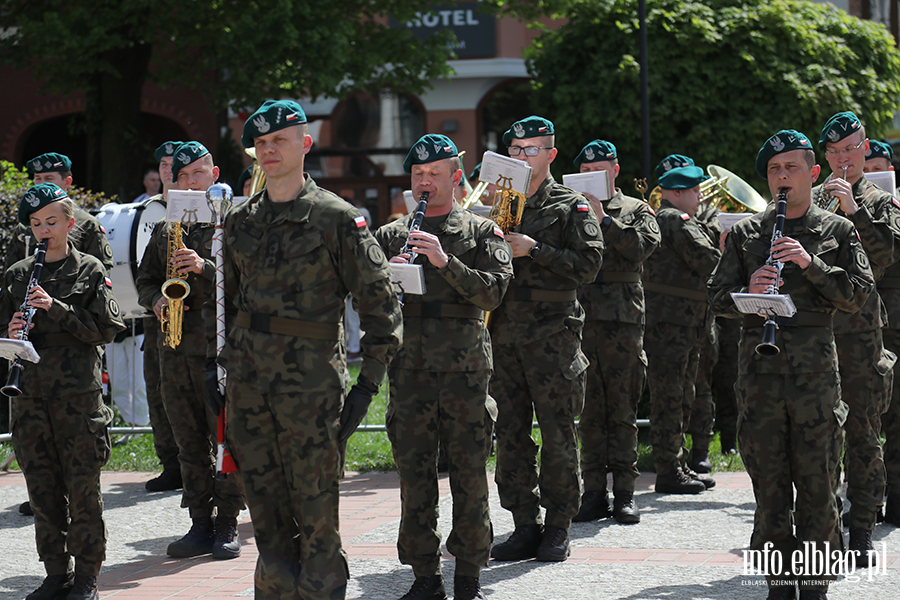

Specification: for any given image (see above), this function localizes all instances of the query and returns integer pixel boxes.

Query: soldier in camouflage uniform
[143,141,183,493]
[644,156,720,494]
[710,129,874,600]
[864,140,900,526]
[215,100,402,600]
[135,142,245,560]
[374,134,513,600]
[815,112,899,565]
[488,116,604,563]
[6,153,115,274]
[570,140,659,524]
[4,183,125,600]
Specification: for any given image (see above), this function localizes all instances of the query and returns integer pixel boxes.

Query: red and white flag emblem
[354,215,367,228]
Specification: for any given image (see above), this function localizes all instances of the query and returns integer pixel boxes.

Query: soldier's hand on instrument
[173,247,205,275]
[390,254,411,265]
[750,265,779,294]
[772,236,811,269]
[407,230,449,268]
[8,312,31,338]
[27,285,53,312]
[826,177,859,215]
[153,297,166,321]
[506,232,537,258]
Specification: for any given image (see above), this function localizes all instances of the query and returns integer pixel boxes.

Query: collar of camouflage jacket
[405,199,464,235]
[254,175,316,225]
[526,174,556,208]
[760,199,827,235]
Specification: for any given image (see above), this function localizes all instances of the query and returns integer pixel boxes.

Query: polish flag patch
[354,215,367,228]
[681,213,690,221]
[576,204,590,212]
[105,277,113,288]
[892,197,900,210]
[493,226,505,239]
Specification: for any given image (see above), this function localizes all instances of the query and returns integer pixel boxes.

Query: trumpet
[756,188,788,357]
[812,166,848,212]
[3,239,49,398]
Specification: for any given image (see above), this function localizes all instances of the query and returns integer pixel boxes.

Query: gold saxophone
[161,221,191,348]
[813,166,848,212]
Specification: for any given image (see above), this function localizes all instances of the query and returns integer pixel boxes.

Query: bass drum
[95,198,167,317]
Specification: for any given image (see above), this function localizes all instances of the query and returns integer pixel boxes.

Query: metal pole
[639,0,651,183]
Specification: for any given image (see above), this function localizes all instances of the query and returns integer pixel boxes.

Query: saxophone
[812,165,848,212]
[160,221,191,348]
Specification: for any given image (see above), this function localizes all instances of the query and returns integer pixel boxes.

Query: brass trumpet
[812,166,848,212]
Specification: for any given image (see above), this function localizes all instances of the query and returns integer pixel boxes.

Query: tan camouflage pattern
[710,201,873,592]
[142,318,180,472]
[218,177,402,600]
[882,328,900,491]
[374,202,513,371]
[2,249,124,578]
[578,191,657,492]
[5,207,115,273]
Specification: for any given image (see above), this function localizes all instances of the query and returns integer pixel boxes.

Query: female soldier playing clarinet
[3,183,125,600]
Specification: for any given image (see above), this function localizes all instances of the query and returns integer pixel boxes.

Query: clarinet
[755,189,787,357]
[3,239,49,397]
[398,192,429,305]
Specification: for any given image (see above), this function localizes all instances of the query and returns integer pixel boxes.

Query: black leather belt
[593,271,642,284]
[644,281,707,301]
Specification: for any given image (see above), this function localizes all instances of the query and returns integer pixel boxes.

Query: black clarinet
[756,189,787,357]
[398,192,429,305]
[3,239,49,397]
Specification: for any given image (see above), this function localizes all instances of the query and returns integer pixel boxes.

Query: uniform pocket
[84,404,114,466]
[563,350,590,381]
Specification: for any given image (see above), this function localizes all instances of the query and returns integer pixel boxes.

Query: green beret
[237,166,253,193]
[27,153,71,175]
[171,142,210,183]
[866,140,893,162]
[502,116,555,146]
[241,100,307,148]
[19,183,69,225]
[403,134,459,174]
[154,141,183,162]
[655,154,694,179]
[819,111,862,150]
[574,140,617,167]
[658,166,709,190]
[755,129,813,178]
[469,162,482,181]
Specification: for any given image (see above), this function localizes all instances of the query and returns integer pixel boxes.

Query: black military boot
[884,494,900,526]
[25,573,74,600]
[453,575,485,600]
[212,515,241,559]
[535,526,570,562]
[490,524,543,561]
[145,468,183,492]
[572,489,612,522]
[20,500,34,515]
[167,516,215,558]
[64,575,98,600]
[765,583,796,599]
[797,591,827,600]
[612,490,641,524]
[655,469,705,494]
[690,435,713,473]
[397,575,447,600]
[684,466,716,489]
[847,527,877,567]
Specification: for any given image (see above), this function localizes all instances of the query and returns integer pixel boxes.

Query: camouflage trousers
[645,322,702,474]
[492,327,588,530]
[882,328,900,492]
[836,329,893,529]
[144,319,179,472]
[737,371,846,591]
[386,368,493,577]
[227,380,348,600]
[711,317,740,445]
[160,350,244,518]
[12,391,112,577]
[689,323,715,440]
[579,320,644,493]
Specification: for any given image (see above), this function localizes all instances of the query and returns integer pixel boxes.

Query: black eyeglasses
[507,146,554,157]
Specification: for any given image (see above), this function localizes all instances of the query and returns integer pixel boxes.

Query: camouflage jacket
[0,247,125,397]
[814,175,900,334]
[488,176,603,345]
[578,190,659,325]
[135,220,216,355]
[709,202,874,374]
[644,199,722,329]
[375,202,513,371]
[882,185,900,330]
[215,175,402,391]
[4,208,115,274]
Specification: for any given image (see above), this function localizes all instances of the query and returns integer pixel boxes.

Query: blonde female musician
[2,183,124,600]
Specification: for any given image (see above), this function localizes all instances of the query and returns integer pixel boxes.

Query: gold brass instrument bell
[643,164,766,214]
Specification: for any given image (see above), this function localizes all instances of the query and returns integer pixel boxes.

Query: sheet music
[730,293,797,318]
[866,170,896,197]
[716,213,752,232]
[479,151,532,195]
[389,263,426,295]
[563,171,610,200]
[0,339,40,363]
[166,189,213,223]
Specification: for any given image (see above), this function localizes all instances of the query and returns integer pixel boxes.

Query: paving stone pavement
[0,469,897,599]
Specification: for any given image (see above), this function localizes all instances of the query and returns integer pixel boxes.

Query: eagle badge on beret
[827,128,840,142]
[514,123,525,138]
[415,144,429,161]
[165,143,174,154]
[770,136,785,152]
[584,147,595,161]
[25,193,39,207]
[253,114,271,134]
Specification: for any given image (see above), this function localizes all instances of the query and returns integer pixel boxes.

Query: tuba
[701,165,768,213]
[160,221,191,348]
[244,147,267,196]
[812,166,848,212]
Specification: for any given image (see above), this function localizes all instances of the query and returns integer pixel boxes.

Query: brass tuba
[701,165,768,213]
[244,147,267,196]
[160,221,190,348]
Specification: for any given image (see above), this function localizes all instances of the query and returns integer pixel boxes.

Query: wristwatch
[528,242,542,260]
[601,215,612,227]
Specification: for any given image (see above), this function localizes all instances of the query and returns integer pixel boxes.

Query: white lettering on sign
[407,9,480,28]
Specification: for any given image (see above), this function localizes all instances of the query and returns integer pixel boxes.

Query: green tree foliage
[487,0,900,195]
[0,0,454,199]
